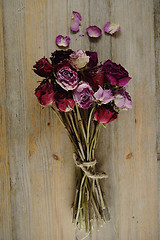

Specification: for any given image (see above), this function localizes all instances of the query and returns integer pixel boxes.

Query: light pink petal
[104,22,120,35]
[94,86,114,104]
[86,26,102,38]
[79,33,84,37]
[56,35,70,47]
[71,11,81,32]
[114,94,125,108]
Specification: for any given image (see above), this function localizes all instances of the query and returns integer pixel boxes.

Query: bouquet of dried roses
[33,49,132,232]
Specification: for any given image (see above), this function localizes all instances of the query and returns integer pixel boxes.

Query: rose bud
[70,49,89,69]
[73,82,94,109]
[50,49,73,66]
[35,80,54,106]
[103,60,131,87]
[84,66,105,91]
[86,51,98,68]
[56,66,79,91]
[54,86,75,111]
[94,85,114,104]
[114,88,132,110]
[94,104,118,124]
[33,57,53,77]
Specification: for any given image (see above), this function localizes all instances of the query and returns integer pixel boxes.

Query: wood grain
[0,0,158,239]
[0,0,12,239]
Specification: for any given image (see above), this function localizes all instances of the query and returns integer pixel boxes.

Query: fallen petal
[86,26,102,38]
[71,11,81,32]
[56,35,70,47]
[104,22,120,35]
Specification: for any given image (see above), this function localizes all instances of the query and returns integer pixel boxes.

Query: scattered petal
[71,11,82,32]
[104,22,120,35]
[56,35,70,47]
[86,26,102,38]
[79,33,85,37]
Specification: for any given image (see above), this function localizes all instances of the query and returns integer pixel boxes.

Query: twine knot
[73,153,108,179]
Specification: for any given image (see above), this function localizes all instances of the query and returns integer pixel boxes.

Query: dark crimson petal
[50,49,73,66]
[94,105,118,124]
[86,51,98,68]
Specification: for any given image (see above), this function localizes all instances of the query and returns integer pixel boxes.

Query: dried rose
[54,86,75,111]
[84,66,105,91]
[104,22,120,35]
[70,11,81,32]
[73,82,94,109]
[86,26,102,38]
[103,60,131,86]
[50,49,73,66]
[114,88,132,110]
[33,57,53,77]
[35,80,54,106]
[56,35,70,47]
[94,86,114,104]
[69,50,89,69]
[56,66,79,91]
[86,51,98,68]
[94,105,118,124]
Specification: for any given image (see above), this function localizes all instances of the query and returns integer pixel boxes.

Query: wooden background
[0,0,159,239]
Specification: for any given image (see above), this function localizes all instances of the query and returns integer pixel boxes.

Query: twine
[73,153,108,179]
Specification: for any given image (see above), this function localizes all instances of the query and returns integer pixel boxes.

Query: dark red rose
[50,49,73,66]
[84,66,105,91]
[33,57,53,77]
[86,51,98,68]
[54,85,75,111]
[94,104,118,123]
[35,80,54,106]
[103,60,131,86]
[53,59,70,73]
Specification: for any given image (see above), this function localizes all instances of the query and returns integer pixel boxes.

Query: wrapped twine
[73,153,108,179]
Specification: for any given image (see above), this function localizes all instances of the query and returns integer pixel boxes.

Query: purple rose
[94,105,118,124]
[56,66,79,91]
[103,60,131,86]
[86,51,98,68]
[114,88,132,110]
[33,57,53,77]
[73,82,94,109]
[35,80,54,106]
[50,49,73,65]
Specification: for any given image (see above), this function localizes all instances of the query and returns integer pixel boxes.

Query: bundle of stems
[51,104,110,232]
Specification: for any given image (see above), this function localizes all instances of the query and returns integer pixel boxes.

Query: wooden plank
[110,0,158,239]
[154,0,160,238]
[2,0,158,240]
[154,0,160,155]
[0,0,12,239]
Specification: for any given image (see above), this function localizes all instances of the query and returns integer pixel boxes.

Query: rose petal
[56,35,70,47]
[71,11,81,32]
[94,86,114,104]
[86,26,102,38]
[104,22,120,35]
[117,77,131,87]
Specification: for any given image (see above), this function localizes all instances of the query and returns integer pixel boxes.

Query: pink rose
[56,66,79,91]
[70,50,89,69]
[73,82,94,109]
